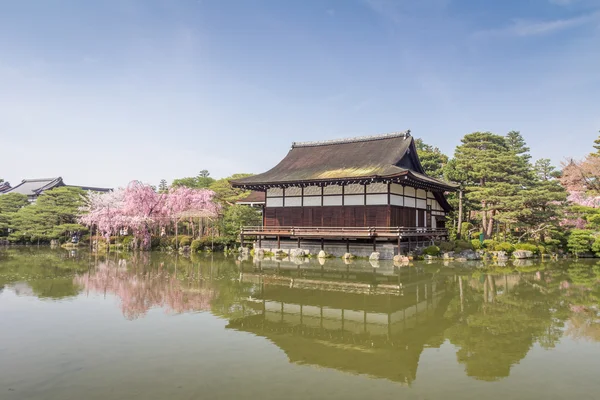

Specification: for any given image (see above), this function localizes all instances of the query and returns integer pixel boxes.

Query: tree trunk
[486,210,495,239]
[481,202,488,238]
[457,189,464,240]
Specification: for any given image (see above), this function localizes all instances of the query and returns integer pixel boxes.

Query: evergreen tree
[172,169,215,189]
[567,230,593,257]
[158,179,168,193]
[0,193,29,235]
[505,130,531,164]
[593,131,600,157]
[414,138,449,179]
[515,159,567,243]
[451,132,520,238]
[196,170,215,188]
[208,173,254,205]
[8,187,87,243]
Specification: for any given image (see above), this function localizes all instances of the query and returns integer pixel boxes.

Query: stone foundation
[254,239,432,260]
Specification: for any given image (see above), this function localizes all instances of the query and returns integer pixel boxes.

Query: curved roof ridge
[20,177,61,183]
[292,130,411,148]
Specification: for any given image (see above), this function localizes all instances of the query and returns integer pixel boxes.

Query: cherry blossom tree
[79,181,220,250]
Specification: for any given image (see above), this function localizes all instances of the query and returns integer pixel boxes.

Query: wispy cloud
[476,11,600,38]
[549,0,578,5]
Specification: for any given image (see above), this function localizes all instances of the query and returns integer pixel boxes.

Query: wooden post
[397,236,401,255]
[373,237,377,252]
[277,235,281,249]
[258,235,262,248]
[346,239,350,253]
[240,234,245,248]
[321,238,324,250]
[297,237,301,248]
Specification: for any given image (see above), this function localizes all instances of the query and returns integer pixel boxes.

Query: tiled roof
[232,131,457,191]
[236,191,266,204]
[0,182,11,193]
[5,177,64,196]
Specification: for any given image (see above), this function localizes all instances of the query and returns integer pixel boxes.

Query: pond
[1,248,600,400]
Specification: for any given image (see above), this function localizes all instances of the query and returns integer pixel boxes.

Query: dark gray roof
[67,185,112,193]
[5,178,64,196]
[232,131,457,191]
[3,178,112,197]
[0,182,11,193]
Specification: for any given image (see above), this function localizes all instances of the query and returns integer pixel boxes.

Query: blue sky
[1,0,599,188]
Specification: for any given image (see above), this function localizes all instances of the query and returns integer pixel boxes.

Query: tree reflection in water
[75,256,217,320]
[3,249,600,384]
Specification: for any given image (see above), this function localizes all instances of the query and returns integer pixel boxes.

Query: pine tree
[593,131,600,157]
[158,179,168,193]
[451,131,544,239]
[414,138,449,179]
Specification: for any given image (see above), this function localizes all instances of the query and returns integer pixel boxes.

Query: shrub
[438,241,454,252]
[482,239,498,250]
[454,240,474,252]
[191,239,203,253]
[121,236,133,250]
[495,242,515,254]
[151,236,162,249]
[188,236,236,252]
[515,243,539,254]
[471,239,483,250]
[423,245,441,256]
[592,237,600,257]
[567,230,594,256]
[178,235,192,247]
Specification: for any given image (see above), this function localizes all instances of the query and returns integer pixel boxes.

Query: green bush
[454,240,474,251]
[471,239,483,250]
[423,245,441,256]
[188,236,236,252]
[482,239,498,250]
[121,236,133,249]
[151,236,162,249]
[495,242,515,254]
[515,243,539,254]
[438,241,454,252]
[592,237,600,257]
[191,239,203,253]
[567,230,594,256]
[178,235,192,247]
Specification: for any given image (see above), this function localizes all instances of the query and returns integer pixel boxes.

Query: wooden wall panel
[263,206,443,228]
[264,206,391,227]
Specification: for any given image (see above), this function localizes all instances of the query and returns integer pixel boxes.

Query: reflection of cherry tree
[567,307,600,342]
[74,260,217,320]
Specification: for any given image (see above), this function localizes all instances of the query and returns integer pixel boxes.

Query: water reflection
[74,259,217,319]
[2,248,600,385]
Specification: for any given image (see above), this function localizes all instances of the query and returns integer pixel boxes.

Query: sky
[1,0,599,189]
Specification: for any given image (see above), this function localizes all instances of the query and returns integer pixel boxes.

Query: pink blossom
[79,181,221,250]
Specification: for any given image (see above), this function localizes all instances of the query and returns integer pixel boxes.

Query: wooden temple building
[231,131,457,257]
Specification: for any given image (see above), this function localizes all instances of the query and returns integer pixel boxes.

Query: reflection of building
[2,177,111,202]
[227,264,454,384]
[232,132,457,257]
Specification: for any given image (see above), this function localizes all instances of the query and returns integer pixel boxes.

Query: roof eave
[232,171,457,192]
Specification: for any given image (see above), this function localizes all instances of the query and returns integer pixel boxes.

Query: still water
[2,248,600,399]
